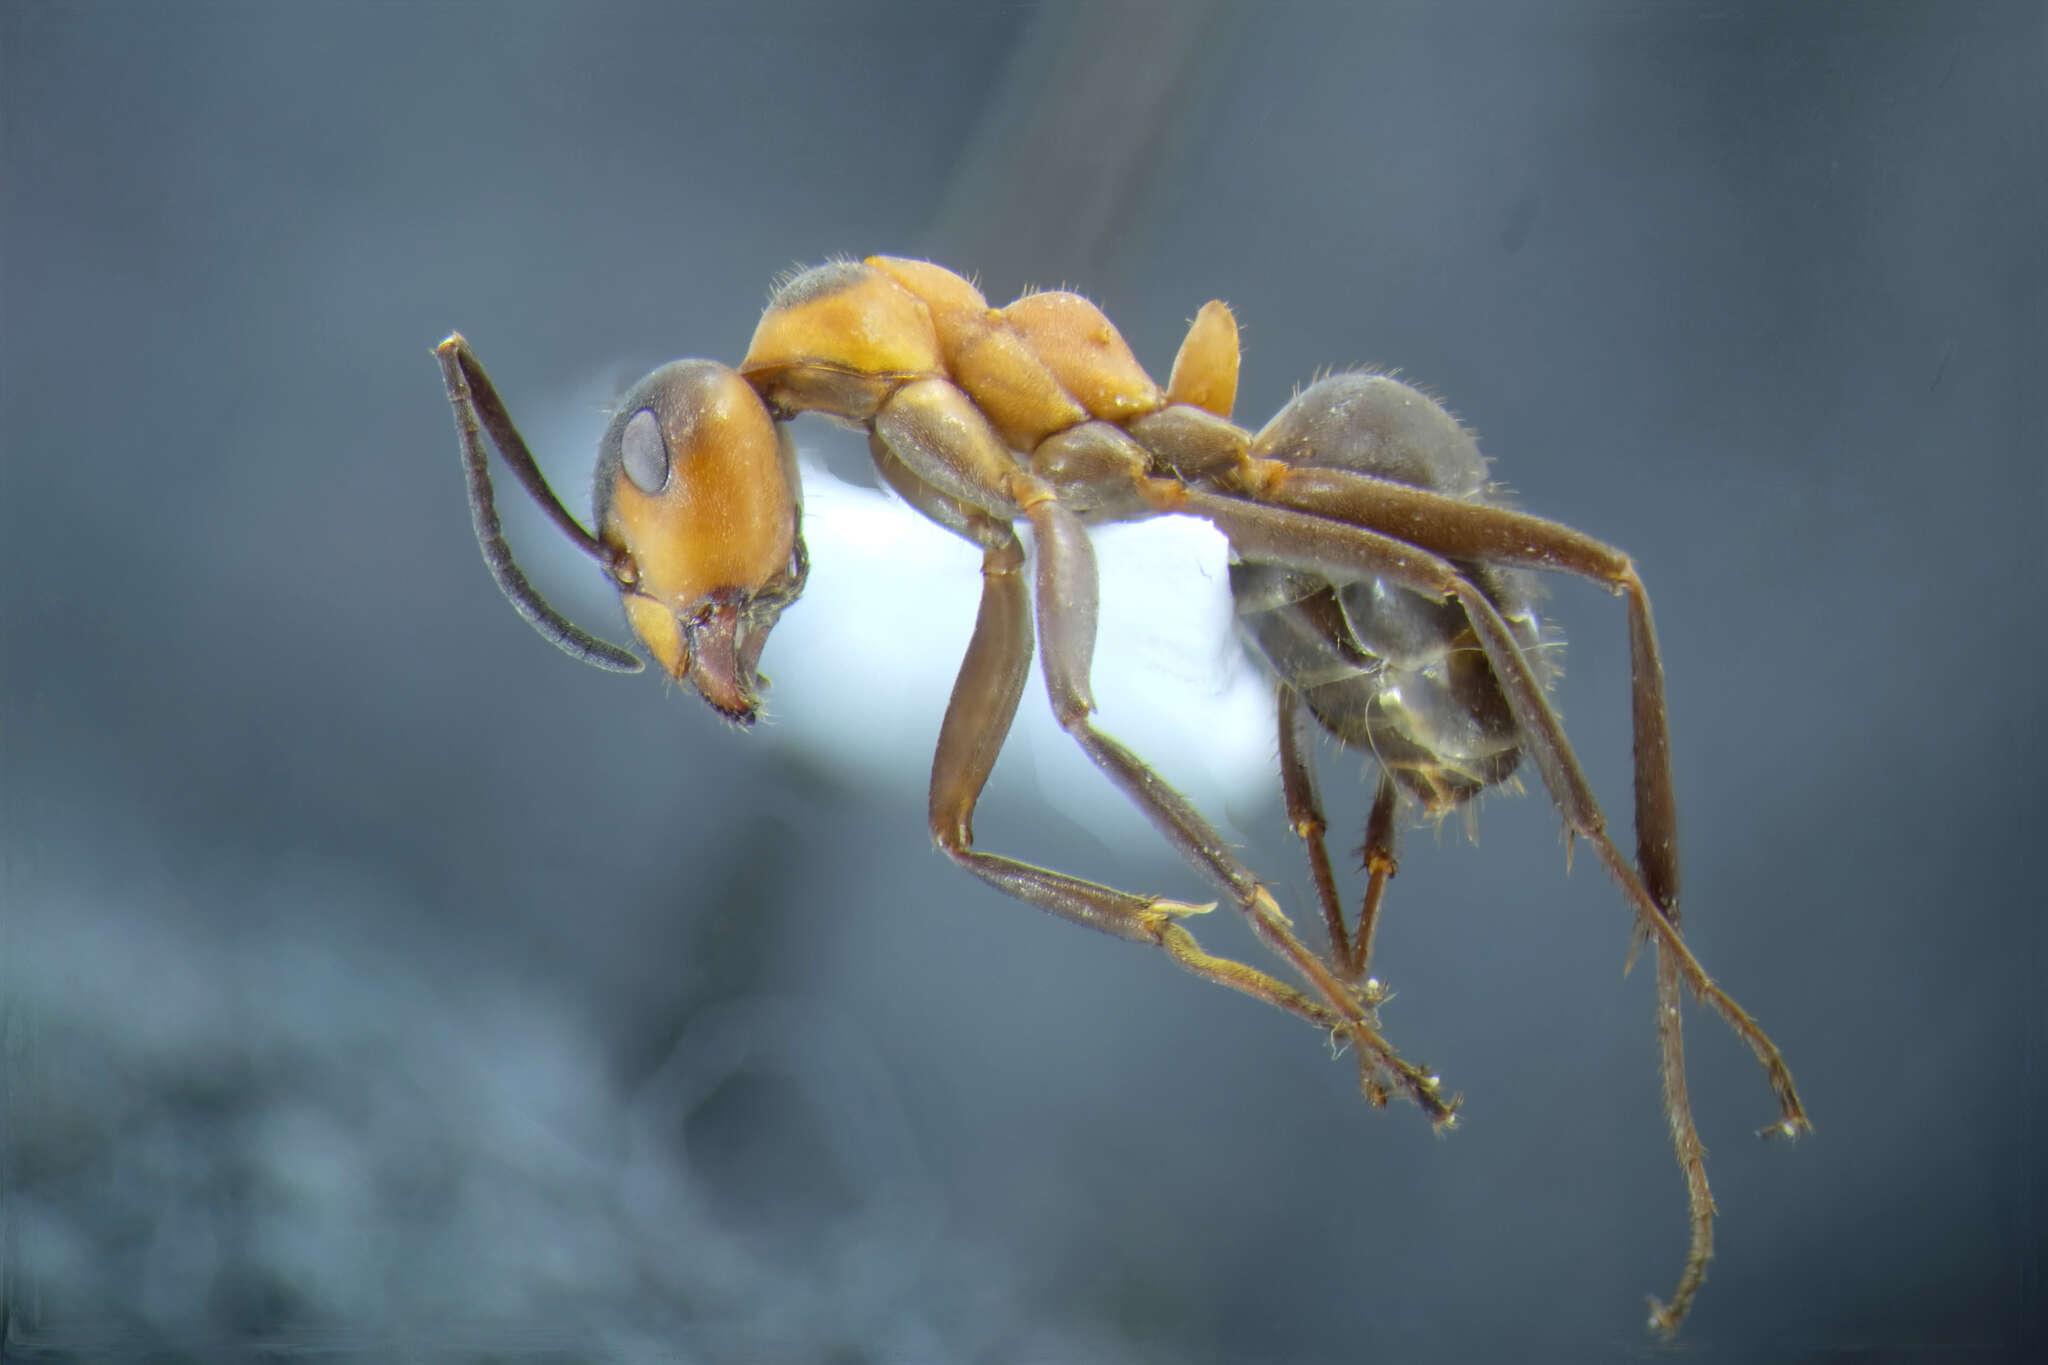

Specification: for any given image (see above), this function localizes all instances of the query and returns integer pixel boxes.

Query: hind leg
[1276,683,1398,987]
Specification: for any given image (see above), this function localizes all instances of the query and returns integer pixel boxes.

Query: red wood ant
[435,256,1807,1331]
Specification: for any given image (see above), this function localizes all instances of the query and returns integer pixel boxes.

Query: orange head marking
[594,360,805,725]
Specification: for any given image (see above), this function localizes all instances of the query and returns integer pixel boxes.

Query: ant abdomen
[1232,374,1552,815]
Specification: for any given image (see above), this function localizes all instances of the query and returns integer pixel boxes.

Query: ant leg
[1234,466,1686,922]
[867,441,1364,1047]
[1648,945,1711,1331]
[1446,576,1719,1332]
[1179,487,1797,1329]
[872,379,1452,1120]
[1275,683,1355,969]
[1275,685,1396,985]
[1259,475,1808,1124]
[1354,770,1400,981]
[1021,493,1455,1125]
[1176,486,1805,1127]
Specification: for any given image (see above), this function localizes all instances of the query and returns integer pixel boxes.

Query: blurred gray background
[3,2,2041,1361]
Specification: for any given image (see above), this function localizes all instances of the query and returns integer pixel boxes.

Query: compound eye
[621,408,669,493]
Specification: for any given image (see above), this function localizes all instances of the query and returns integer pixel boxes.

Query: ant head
[593,360,805,725]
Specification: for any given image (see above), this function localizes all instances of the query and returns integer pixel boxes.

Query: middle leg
[872,379,1455,1120]
[1021,490,1456,1125]
[870,433,1381,1056]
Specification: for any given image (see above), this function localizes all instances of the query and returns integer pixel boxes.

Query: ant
[435,256,1807,1332]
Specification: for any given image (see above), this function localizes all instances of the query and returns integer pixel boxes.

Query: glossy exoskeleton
[435,256,1807,1332]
